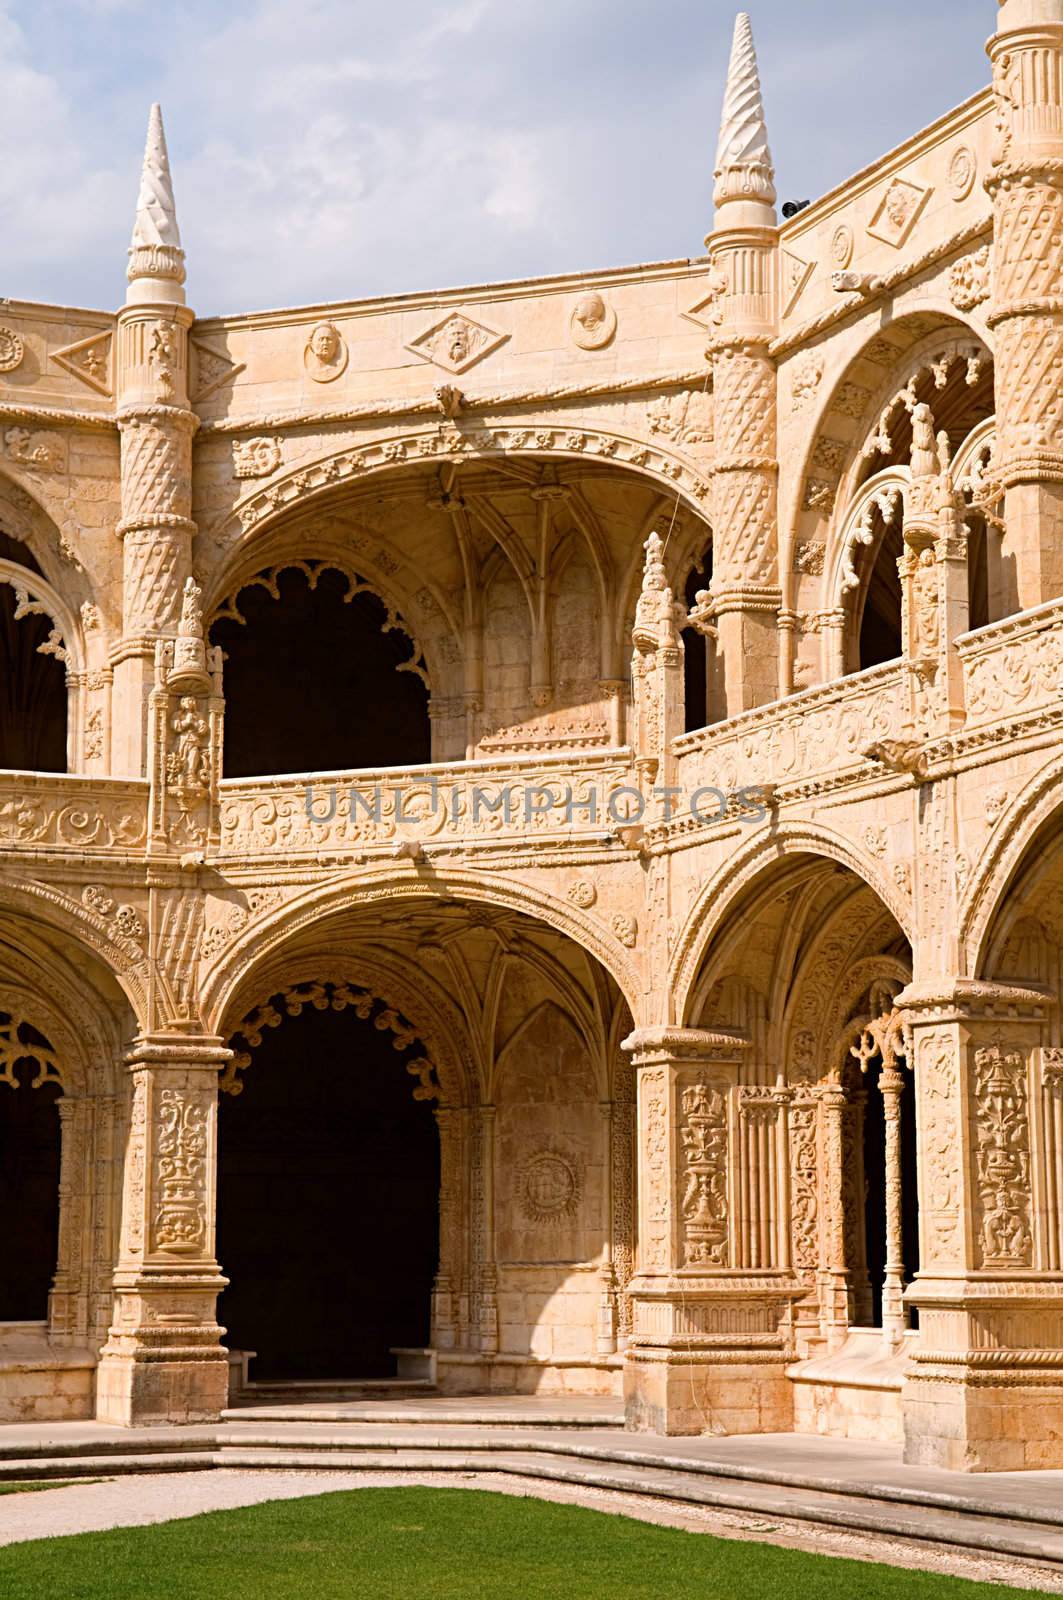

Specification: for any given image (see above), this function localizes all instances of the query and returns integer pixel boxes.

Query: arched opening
[214,891,634,1397]
[0,1013,62,1321]
[684,850,914,1351]
[211,563,430,779]
[682,544,713,732]
[0,533,67,772]
[856,508,903,671]
[218,982,440,1380]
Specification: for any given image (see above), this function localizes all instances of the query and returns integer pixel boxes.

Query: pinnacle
[127,103,186,293]
[713,12,776,216]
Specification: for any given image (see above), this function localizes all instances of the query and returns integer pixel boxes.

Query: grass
[0,1486,1051,1599]
[0,1480,87,1495]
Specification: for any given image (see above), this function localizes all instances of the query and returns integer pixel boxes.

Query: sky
[1,0,994,318]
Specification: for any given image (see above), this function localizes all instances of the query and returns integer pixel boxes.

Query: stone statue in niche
[570,292,617,350]
[304,321,348,383]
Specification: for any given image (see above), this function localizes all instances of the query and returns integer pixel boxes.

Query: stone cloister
[2,0,1063,1473]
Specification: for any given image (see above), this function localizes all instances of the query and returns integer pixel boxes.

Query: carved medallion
[830,224,855,269]
[569,292,616,350]
[304,322,349,383]
[519,1148,582,1222]
[0,328,24,374]
[406,312,508,375]
[567,880,597,908]
[867,178,932,249]
[947,145,977,201]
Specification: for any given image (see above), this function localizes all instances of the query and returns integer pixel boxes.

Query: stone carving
[570,292,617,350]
[948,145,977,200]
[4,427,64,472]
[611,913,638,948]
[518,1147,582,1222]
[0,328,24,373]
[790,352,823,412]
[949,245,991,311]
[304,322,348,383]
[406,312,508,375]
[781,250,814,316]
[166,697,212,808]
[190,339,245,401]
[679,1078,729,1267]
[152,1088,208,1254]
[830,224,854,268]
[794,540,825,576]
[128,103,185,285]
[867,177,931,249]
[803,478,835,513]
[232,436,282,478]
[974,1042,1033,1269]
[51,331,112,395]
[646,389,713,445]
[567,880,597,908]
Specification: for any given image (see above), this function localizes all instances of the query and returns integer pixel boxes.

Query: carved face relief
[867,177,931,249]
[304,321,349,383]
[570,292,617,350]
[406,312,508,375]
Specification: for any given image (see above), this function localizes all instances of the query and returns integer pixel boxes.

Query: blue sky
[1,0,993,317]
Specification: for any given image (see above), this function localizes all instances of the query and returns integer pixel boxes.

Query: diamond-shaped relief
[867,178,932,250]
[406,312,508,375]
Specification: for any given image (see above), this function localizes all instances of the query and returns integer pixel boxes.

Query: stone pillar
[987,1,1063,607]
[900,414,969,739]
[95,1035,230,1426]
[111,106,198,778]
[630,533,686,790]
[622,1027,798,1436]
[900,979,1063,1470]
[816,1079,851,1348]
[879,1064,909,1348]
[703,15,780,715]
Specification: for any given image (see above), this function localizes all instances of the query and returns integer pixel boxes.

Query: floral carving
[679,1077,729,1267]
[152,1088,208,1254]
[0,328,24,373]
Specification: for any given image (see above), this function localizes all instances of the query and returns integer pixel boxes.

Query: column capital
[123,1033,233,1072]
[895,977,1054,1022]
[621,1025,749,1068]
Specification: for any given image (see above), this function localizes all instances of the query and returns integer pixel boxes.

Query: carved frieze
[678,1076,729,1268]
[973,1041,1033,1269]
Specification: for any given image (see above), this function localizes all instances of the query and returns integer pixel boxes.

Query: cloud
[0,0,993,315]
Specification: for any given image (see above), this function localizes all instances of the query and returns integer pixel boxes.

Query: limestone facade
[3,3,1063,1470]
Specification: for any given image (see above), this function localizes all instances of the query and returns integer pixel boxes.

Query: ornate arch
[671,824,913,1024]
[0,878,150,1030]
[962,748,1063,975]
[211,430,714,565]
[0,558,86,679]
[203,867,643,1038]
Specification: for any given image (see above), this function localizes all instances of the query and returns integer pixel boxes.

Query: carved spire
[127,103,186,300]
[713,13,776,219]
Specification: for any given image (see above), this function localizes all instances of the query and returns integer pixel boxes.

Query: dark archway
[0,534,66,773]
[682,545,712,732]
[857,513,903,671]
[218,994,440,1380]
[0,1017,62,1320]
[211,564,431,778]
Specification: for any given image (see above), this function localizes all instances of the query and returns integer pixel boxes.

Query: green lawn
[0,1481,84,1495]
[0,1486,1051,1599]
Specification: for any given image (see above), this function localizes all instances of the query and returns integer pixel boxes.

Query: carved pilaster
[630,532,686,789]
[621,1026,798,1436]
[96,1034,230,1426]
[897,978,1063,1471]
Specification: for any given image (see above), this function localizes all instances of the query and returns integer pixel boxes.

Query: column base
[623,1277,798,1436]
[96,1331,229,1426]
[903,1367,1063,1472]
[624,1347,793,1436]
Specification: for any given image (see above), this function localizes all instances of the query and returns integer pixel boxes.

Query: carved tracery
[223,978,441,1100]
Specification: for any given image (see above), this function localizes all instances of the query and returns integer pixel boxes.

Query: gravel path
[0,1469,1059,1594]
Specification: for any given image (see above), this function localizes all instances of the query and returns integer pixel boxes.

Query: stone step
[222,1405,622,1427]
[227,1379,437,1409]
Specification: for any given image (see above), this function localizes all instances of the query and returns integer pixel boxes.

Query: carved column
[477,1103,499,1356]
[96,1035,230,1426]
[900,422,969,740]
[879,1065,909,1348]
[703,14,781,715]
[899,979,1063,1470]
[112,109,197,777]
[816,1080,851,1348]
[987,1,1063,607]
[621,1027,798,1436]
[630,533,686,790]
